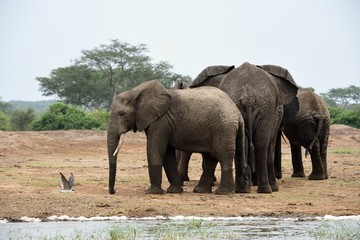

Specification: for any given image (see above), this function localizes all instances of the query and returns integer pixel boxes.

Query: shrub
[329,106,360,129]
[10,108,36,131]
[0,111,9,130]
[32,102,100,130]
[90,109,110,130]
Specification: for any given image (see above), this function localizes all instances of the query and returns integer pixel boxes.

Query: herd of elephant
[107,62,330,195]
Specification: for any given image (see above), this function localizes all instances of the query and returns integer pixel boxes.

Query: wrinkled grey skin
[275,88,330,180]
[183,62,299,193]
[107,80,247,195]
[173,79,216,183]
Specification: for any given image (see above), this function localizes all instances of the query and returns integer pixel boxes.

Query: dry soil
[0,124,359,221]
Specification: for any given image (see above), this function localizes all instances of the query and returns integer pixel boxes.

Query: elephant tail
[305,118,323,158]
[235,117,250,192]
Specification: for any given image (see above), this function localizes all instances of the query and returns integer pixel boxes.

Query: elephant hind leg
[194,153,217,193]
[177,151,191,182]
[254,141,272,194]
[215,158,235,195]
[308,141,326,180]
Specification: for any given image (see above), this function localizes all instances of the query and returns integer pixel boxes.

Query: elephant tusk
[113,134,125,156]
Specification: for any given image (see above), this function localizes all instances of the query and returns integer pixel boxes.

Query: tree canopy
[37,40,191,111]
[321,85,360,108]
[321,85,360,129]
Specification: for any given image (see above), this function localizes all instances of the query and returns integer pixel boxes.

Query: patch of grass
[151,219,219,239]
[8,229,67,240]
[308,221,360,239]
[109,224,138,240]
[330,148,360,155]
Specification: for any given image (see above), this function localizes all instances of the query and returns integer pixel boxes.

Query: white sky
[0,0,359,101]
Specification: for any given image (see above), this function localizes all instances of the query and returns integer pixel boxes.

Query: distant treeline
[7,100,58,113]
[0,84,359,131]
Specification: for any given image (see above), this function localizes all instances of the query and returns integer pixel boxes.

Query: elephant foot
[146,185,164,194]
[291,171,305,178]
[193,184,212,193]
[271,184,279,192]
[235,183,251,193]
[167,185,183,194]
[257,185,272,194]
[214,185,234,195]
[308,172,325,180]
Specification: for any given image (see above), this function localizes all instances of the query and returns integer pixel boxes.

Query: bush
[0,111,9,130]
[329,106,360,129]
[90,109,110,130]
[10,108,36,131]
[32,102,101,130]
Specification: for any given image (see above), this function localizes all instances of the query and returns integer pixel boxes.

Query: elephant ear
[257,64,299,105]
[191,65,235,87]
[134,80,172,131]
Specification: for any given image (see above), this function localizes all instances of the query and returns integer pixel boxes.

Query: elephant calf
[107,80,248,195]
[276,88,330,180]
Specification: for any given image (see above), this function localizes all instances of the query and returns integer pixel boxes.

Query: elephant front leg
[164,147,183,193]
[146,165,164,194]
[145,138,165,194]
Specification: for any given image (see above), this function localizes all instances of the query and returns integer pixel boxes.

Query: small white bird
[60,172,75,192]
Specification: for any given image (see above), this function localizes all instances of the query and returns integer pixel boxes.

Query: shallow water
[1,215,359,239]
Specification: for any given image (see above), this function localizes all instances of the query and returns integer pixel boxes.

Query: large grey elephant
[107,80,247,195]
[182,62,299,193]
[275,88,330,180]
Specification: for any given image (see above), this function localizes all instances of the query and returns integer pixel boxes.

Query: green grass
[151,219,219,239]
[308,221,360,239]
[109,224,138,240]
[330,148,360,154]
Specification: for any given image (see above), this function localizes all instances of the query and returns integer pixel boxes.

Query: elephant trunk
[107,130,122,194]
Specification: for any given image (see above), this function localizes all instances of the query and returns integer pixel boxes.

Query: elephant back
[257,64,297,87]
[191,65,235,87]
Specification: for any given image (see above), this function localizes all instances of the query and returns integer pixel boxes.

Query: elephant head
[107,80,171,194]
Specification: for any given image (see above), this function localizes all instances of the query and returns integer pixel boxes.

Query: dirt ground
[0,124,359,221]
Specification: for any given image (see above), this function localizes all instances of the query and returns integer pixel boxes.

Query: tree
[77,40,152,102]
[0,97,12,114]
[321,85,360,108]
[10,108,36,131]
[37,65,109,111]
[37,40,191,110]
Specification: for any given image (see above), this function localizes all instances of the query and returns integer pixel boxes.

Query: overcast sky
[0,0,359,101]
